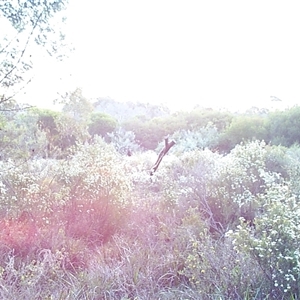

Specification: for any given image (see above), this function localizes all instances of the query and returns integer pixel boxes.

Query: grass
[0,202,285,300]
[1,142,300,299]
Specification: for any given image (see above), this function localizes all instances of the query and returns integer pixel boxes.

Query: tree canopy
[0,0,69,110]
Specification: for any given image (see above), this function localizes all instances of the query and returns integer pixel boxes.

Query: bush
[88,112,117,138]
[179,211,263,298]
[148,141,276,234]
[220,115,267,152]
[0,137,131,260]
[170,123,220,154]
[228,181,300,298]
[107,127,142,155]
[3,110,300,298]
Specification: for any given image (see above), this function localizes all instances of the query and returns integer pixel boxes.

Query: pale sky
[15,0,300,111]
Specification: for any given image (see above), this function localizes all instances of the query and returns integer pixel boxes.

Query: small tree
[88,112,117,138]
[220,115,267,151]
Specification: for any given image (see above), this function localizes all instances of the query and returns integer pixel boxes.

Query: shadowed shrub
[63,197,127,246]
[0,211,39,257]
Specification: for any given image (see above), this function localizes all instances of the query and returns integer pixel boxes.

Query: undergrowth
[0,141,300,299]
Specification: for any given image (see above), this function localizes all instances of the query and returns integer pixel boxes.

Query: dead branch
[150,136,176,175]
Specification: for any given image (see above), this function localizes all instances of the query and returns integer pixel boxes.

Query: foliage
[265,144,300,198]
[34,108,62,157]
[0,137,131,258]
[267,106,300,147]
[58,137,131,204]
[88,112,117,138]
[0,250,85,299]
[0,0,70,108]
[120,104,300,152]
[171,123,220,154]
[220,115,267,152]
[2,104,300,299]
[178,209,262,298]
[1,1,67,33]
[228,181,300,298]
[184,107,233,131]
[282,145,300,198]
[265,144,289,178]
[35,109,59,135]
[0,107,91,159]
[94,97,170,122]
[122,118,158,150]
[0,110,48,160]
[60,88,93,120]
[150,141,276,234]
[107,127,142,155]
[123,113,186,150]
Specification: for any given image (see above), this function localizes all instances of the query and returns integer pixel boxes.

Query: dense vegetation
[2,2,299,299]
[1,91,300,299]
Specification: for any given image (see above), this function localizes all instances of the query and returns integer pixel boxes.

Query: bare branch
[150,136,176,175]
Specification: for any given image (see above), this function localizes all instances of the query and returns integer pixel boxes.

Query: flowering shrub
[72,137,133,203]
[228,181,300,298]
[0,137,131,257]
[164,207,262,298]
[170,123,220,154]
[2,131,300,298]
[0,158,61,215]
[147,141,275,233]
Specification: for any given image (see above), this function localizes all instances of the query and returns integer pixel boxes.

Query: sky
[14,0,300,112]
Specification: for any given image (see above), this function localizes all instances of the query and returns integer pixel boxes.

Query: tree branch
[150,136,176,175]
[0,11,43,86]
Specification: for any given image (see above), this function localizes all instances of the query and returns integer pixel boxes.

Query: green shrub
[179,215,263,298]
[219,115,267,152]
[228,181,300,298]
[88,112,117,138]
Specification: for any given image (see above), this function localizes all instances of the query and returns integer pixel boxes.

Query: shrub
[228,181,300,298]
[170,123,220,154]
[148,141,276,234]
[0,137,131,261]
[88,112,117,138]
[107,127,142,155]
[0,211,38,257]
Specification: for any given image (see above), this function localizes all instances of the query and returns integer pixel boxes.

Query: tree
[34,108,61,157]
[185,108,233,131]
[219,115,267,152]
[0,109,49,160]
[0,0,70,110]
[88,112,117,138]
[267,106,300,147]
[60,88,93,121]
[122,114,186,150]
[50,88,94,153]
